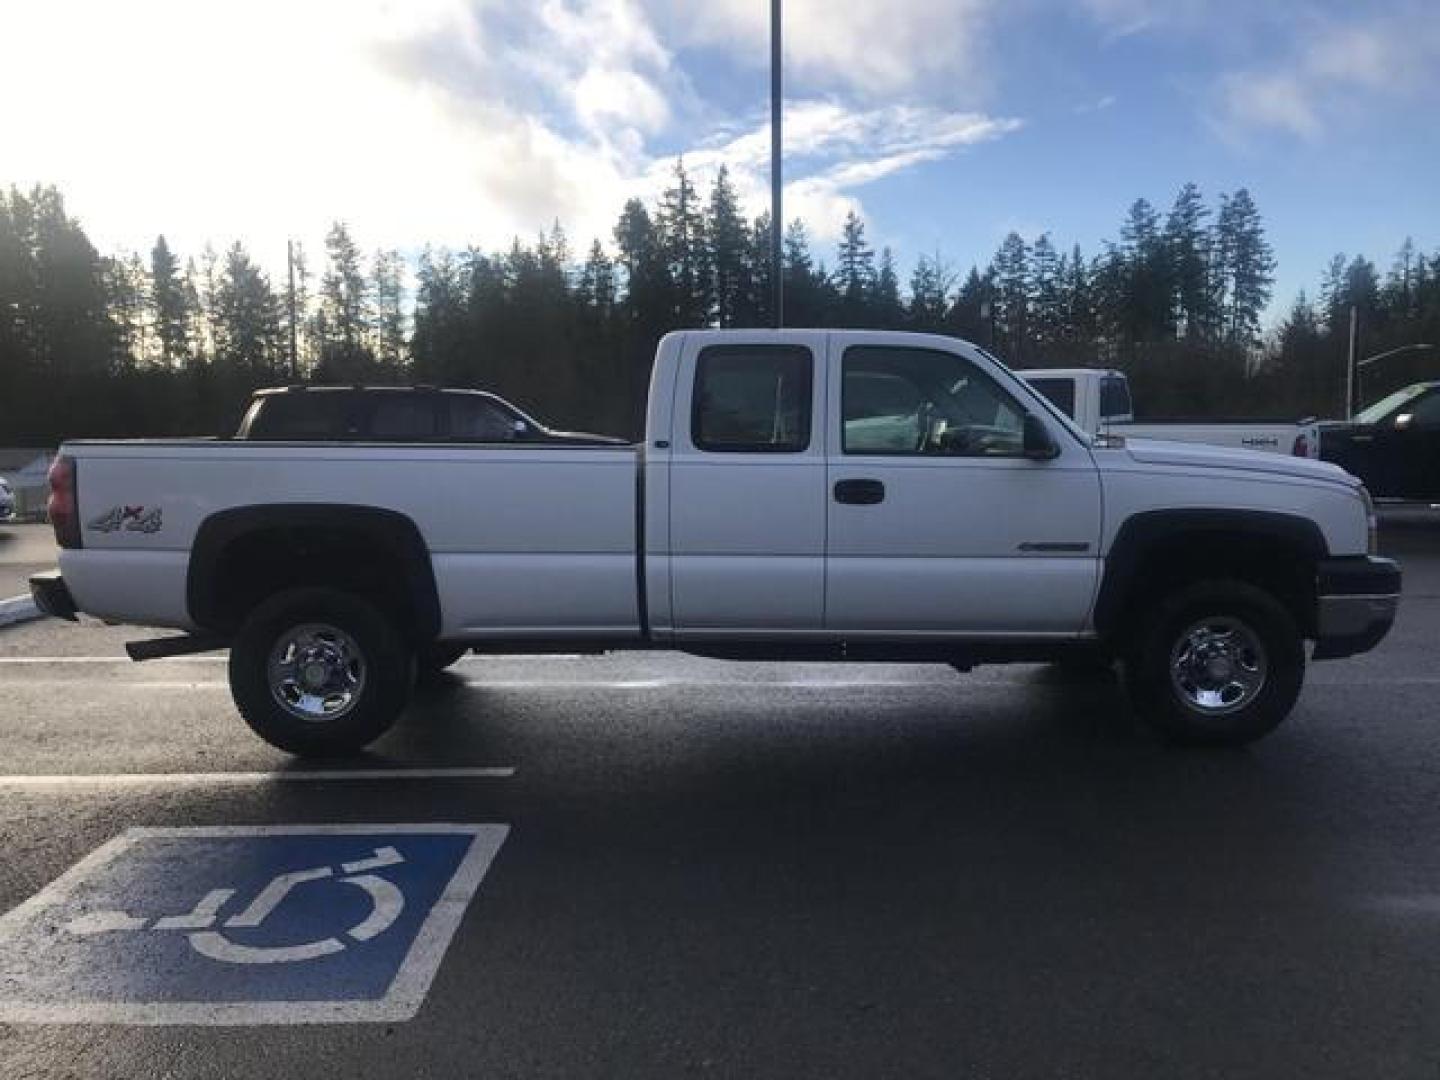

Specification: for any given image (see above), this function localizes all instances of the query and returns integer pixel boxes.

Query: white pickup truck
[1021,368,1321,458]
[31,330,1398,755]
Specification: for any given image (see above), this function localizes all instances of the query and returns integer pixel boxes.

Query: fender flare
[1095,509,1328,638]
[186,504,441,638]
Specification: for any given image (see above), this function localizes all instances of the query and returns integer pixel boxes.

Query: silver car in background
[0,477,16,521]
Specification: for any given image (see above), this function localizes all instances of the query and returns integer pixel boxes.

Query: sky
[3,0,1438,319]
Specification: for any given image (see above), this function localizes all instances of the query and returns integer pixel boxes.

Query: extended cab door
[665,332,829,637]
[825,336,1103,636]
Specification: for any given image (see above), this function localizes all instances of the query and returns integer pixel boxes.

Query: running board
[126,634,230,662]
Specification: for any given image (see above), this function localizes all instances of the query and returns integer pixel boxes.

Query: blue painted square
[0,825,508,1024]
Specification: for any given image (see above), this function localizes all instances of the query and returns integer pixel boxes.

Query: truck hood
[1122,438,1358,487]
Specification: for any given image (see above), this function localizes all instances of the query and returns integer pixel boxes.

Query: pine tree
[372,249,406,374]
[1214,189,1274,347]
[907,253,952,332]
[1118,198,1171,341]
[319,221,372,373]
[1030,234,1062,352]
[213,241,282,381]
[990,231,1030,361]
[576,240,616,314]
[873,248,903,328]
[836,210,875,323]
[1164,182,1211,339]
[657,159,710,326]
[151,235,190,368]
[707,166,749,328]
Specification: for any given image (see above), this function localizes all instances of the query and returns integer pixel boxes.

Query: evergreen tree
[372,248,406,374]
[990,231,1030,361]
[318,221,372,374]
[1030,234,1063,352]
[151,235,190,368]
[576,240,616,314]
[907,253,952,332]
[873,248,903,327]
[657,159,710,326]
[836,210,875,323]
[213,241,281,382]
[1214,189,1274,347]
[1164,182,1211,339]
[707,166,749,328]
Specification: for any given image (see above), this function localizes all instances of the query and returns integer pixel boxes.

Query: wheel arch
[187,504,441,641]
[1096,509,1327,644]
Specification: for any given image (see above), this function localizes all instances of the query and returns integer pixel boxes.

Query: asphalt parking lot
[0,522,1438,1077]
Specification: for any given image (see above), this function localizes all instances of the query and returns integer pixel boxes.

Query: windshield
[975,348,1092,446]
[1354,384,1430,425]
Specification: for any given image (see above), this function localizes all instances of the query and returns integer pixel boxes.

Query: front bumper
[29,571,78,622]
[1312,556,1400,660]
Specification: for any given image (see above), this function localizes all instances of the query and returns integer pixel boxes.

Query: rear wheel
[1123,579,1304,746]
[229,587,414,756]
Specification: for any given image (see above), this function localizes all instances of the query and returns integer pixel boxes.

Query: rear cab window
[691,345,813,453]
[1024,378,1076,419]
[1100,375,1133,420]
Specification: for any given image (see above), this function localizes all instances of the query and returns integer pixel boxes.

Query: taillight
[1292,433,1309,458]
[47,455,82,549]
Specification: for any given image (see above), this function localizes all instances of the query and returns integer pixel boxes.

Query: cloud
[1072,94,1117,115]
[0,0,1021,271]
[673,103,1022,242]
[645,0,998,101]
[1209,8,1440,143]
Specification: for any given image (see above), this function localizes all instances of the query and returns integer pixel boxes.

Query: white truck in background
[31,330,1397,756]
[1021,368,1321,458]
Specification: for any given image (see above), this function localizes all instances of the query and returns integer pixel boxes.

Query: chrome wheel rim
[1168,615,1268,716]
[267,623,366,722]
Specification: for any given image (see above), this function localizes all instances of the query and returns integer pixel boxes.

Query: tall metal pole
[770,0,783,329]
[1345,304,1358,418]
[287,239,299,381]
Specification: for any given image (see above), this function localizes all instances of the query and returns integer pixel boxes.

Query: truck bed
[59,440,643,638]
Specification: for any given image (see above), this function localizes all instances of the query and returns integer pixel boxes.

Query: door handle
[834,479,885,505]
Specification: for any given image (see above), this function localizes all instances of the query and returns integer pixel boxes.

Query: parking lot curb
[0,595,42,629]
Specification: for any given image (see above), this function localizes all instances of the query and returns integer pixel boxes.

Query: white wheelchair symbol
[62,846,406,965]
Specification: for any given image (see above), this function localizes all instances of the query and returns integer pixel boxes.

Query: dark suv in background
[236,386,629,446]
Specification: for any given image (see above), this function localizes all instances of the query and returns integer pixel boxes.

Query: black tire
[1123,579,1304,747]
[229,587,414,756]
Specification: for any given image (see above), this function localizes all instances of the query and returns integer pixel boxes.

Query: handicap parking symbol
[0,824,508,1025]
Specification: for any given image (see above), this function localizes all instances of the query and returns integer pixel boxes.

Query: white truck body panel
[61,442,640,636]
[54,330,1373,647]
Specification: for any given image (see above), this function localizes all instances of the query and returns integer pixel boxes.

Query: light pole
[770,0,783,329]
[1350,341,1436,417]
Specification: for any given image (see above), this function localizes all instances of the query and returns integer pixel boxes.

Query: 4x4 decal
[88,505,163,534]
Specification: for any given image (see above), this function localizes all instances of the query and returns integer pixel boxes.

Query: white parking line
[0,767,515,788]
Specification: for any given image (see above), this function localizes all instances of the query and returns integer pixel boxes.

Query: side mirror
[511,419,531,439]
[1023,413,1059,460]
[1394,413,1413,431]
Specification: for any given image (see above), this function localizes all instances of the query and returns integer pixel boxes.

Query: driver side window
[841,346,1026,457]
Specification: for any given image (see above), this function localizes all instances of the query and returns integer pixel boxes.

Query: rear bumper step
[28,571,77,622]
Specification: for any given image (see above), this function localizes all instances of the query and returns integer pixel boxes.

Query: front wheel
[229,588,415,756]
[1124,579,1304,746]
